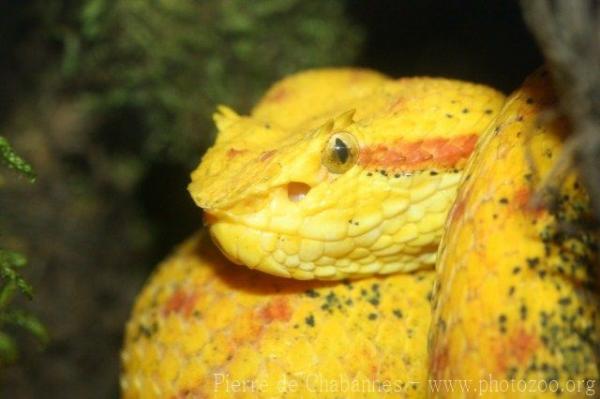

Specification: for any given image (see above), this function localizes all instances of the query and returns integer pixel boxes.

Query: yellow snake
[189,68,504,280]
[122,68,600,399]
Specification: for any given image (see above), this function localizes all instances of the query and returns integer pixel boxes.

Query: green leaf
[0,249,26,268]
[0,131,44,364]
[0,282,18,310]
[0,251,33,299]
[0,332,17,364]
[0,310,49,346]
[0,136,36,182]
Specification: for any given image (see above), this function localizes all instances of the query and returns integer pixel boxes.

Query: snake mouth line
[202,211,218,227]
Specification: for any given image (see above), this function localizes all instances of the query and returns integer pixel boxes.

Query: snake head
[189,69,505,280]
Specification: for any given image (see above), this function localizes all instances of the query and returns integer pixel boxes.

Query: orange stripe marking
[358,134,478,170]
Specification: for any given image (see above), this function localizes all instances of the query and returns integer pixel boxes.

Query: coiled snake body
[121,69,600,399]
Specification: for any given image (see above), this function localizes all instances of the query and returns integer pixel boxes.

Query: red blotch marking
[369,363,378,380]
[163,288,198,318]
[509,328,539,363]
[449,195,467,224]
[264,87,288,103]
[259,150,277,162]
[227,148,247,158]
[171,387,207,399]
[258,297,292,323]
[514,187,531,208]
[359,134,478,170]
[231,312,265,346]
[513,186,545,216]
[429,343,449,377]
[495,327,539,372]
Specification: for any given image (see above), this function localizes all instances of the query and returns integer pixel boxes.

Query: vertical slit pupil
[334,138,349,163]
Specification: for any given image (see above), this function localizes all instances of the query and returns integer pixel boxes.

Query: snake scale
[121,68,600,398]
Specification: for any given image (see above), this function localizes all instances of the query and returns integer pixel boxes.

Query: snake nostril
[287,182,311,202]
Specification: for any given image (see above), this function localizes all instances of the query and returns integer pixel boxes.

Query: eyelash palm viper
[121,68,600,398]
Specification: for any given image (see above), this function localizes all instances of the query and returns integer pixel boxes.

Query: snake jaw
[196,146,490,280]
[198,166,456,280]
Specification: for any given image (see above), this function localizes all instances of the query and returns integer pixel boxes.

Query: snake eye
[322,132,359,174]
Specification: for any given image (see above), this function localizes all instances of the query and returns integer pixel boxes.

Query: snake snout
[286,182,311,202]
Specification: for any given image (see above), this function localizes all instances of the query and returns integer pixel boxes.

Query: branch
[520,0,600,219]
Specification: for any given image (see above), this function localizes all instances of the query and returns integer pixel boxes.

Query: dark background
[0,1,542,397]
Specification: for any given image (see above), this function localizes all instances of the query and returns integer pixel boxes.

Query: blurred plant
[0,1,362,394]
[67,0,364,168]
[0,137,47,364]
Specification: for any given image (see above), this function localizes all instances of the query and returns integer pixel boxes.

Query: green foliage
[0,0,362,361]
[66,0,364,167]
[0,136,36,182]
[0,138,47,364]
